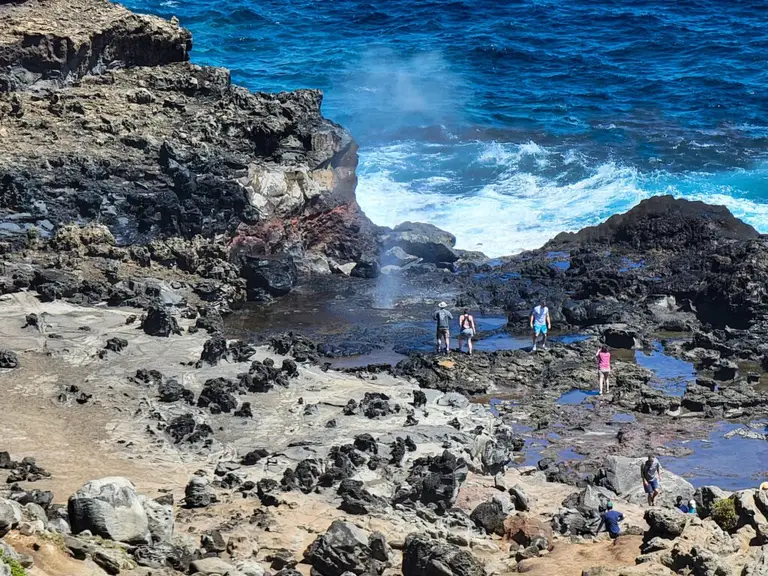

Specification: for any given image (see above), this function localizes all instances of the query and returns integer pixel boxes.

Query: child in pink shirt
[595,345,611,395]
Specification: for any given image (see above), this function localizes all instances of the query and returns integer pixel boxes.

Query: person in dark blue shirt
[676,496,689,513]
[597,501,624,539]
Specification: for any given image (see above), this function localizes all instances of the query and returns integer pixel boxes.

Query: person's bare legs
[598,371,604,395]
[468,335,473,355]
[457,334,464,354]
[531,328,537,350]
[605,372,610,394]
[443,331,450,354]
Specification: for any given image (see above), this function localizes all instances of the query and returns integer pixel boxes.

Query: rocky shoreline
[3,0,768,575]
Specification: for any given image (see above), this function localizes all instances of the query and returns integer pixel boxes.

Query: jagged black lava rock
[104,337,128,353]
[158,379,194,404]
[197,378,238,413]
[393,450,469,513]
[142,303,181,337]
[234,402,253,418]
[0,350,19,369]
[134,368,164,386]
[354,434,378,454]
[197,334,228,366]
[241,448,269,465]
[166,414,212,444]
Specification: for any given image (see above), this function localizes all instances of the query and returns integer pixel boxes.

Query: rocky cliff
[0,0,378,304]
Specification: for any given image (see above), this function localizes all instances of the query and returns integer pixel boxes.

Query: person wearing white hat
[434,301,453,354]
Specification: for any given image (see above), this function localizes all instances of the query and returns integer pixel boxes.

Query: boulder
[402,533,486,576]
[563,484,615,517]
[696,485,732,519]
[140,497,173,544]
[132,543,184,569]
[369,532,389,563]
[257,479,281,507]
[735,489,768,530]
[166,413,212,444]
[712,359,739,381]
[236,559,267,576]
[644,508,688,539]
[303,520,382,576]
[68,477,151,544]
[480,439,508,475]
[552,508,596,536]
[0,350,19,369]
[104,337,128,353]
[93,548,129,575]
[197,377,238,413]
[381,222,458,264]
[353,434,377,454]
[393,451,468,512]
[601,325,639,349]
[597,456,694,508]
[189,557,238,575]
[337,480,387,515]
[241,448,269,465]
[470,499,507,536]
[359,392,394,418]
[157,379,194,404]
[381,246,420,267]
[503,513,554,550]
[756,489,768,519]
[0,499,21,536]
[184,477,215,509]
[350,259,380,279]
[509,484,530,512]
[238,255,298,297]
[142,304,181,337]
[743,546,768,576]
[198,334,228,366]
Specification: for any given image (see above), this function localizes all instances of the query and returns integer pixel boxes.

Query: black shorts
[436,327,449,337]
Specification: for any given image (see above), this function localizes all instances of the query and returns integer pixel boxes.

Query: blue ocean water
[124,0,768,255]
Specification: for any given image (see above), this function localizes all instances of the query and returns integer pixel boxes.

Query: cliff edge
[0,0,378,304]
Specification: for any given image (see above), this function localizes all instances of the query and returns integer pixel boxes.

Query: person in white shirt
[529,299,551,351]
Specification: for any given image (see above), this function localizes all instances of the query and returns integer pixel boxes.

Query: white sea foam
[356,144,768,257]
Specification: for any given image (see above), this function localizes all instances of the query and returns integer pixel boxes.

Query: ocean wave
[357,143,649,256]
[357,143,768,257]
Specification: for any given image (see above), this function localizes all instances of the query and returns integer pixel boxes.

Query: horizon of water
[124,0,768,256]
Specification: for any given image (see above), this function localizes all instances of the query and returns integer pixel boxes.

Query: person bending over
[597,501,624,540]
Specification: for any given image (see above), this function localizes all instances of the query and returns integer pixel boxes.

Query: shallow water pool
[661,421,768,490]
[557,388,601,405]
[635,342,695,396]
